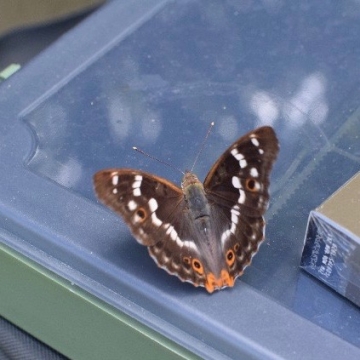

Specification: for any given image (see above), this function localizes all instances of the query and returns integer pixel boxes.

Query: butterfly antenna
[133,147,185,175]
[190,121,215,172]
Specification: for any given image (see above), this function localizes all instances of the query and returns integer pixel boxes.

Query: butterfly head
[181,170,201,189]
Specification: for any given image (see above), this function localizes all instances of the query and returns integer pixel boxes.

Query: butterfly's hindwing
[147,233,207,288]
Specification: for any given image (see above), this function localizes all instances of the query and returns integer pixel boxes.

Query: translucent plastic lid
[1,1,360,359]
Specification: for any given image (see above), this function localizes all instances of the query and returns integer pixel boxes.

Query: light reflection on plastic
[250,72,328,128]
[283,72,328,127]
[250,91,279,126]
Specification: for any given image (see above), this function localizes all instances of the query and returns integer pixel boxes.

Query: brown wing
[93,169,209,287]
[94,169,184,246]
[204,126,279,279]
[204,126,279,214]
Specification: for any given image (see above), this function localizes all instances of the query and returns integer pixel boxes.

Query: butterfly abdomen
[182,173,211,221]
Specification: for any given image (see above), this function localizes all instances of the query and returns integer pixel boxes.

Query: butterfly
[93,126,279,293]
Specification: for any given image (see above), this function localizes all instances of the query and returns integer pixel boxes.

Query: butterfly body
[94,126,279,293]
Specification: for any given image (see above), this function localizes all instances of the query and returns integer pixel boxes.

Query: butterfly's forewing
[204,126,279,281]
[94,169,183,246]
[94,169,209,286]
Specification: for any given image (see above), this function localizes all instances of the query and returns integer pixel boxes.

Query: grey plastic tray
[1,1,360,359]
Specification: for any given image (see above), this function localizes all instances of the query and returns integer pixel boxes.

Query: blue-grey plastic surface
[1,1,360,359]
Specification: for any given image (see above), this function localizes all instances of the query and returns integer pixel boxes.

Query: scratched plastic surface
[1,1,360,359]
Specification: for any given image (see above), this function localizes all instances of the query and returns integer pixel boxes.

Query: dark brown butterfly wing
[204,126,279,281]
[93,169,211,287]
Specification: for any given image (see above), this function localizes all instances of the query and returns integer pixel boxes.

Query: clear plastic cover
[1,1,360,359]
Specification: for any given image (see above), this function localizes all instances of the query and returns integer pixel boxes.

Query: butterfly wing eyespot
[225,249,236,267]
[192,258,204,275]
[245,178,261,192]
[135,208,146,221]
